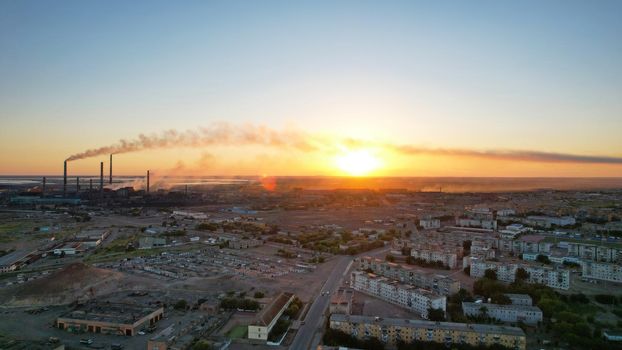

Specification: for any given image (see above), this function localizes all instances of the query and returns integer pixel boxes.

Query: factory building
[329,314,526,350]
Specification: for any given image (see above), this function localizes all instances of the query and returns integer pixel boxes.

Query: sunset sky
[1,1,621,177]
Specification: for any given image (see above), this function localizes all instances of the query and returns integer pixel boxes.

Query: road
[289,246,390,350]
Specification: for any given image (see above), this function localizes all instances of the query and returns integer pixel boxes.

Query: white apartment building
[351,271,446,319]
[582,261,622,283]
[462,302,543,325]
[567,242,621,263]
[469,259,570,290]
[524,216,576,228]
[411,249,458,269]
[419,218,441,230]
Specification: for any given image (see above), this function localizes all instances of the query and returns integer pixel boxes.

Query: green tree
[484,268,497,280]
[174,299,188,310]
[515,267,529,281]
[192,340,212,350]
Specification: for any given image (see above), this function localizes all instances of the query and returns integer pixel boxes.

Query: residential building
[582,261,622,283]
[351,271,446,319]
[248,292,295,341]
[462,302,543,325]
[229,238,262,249]
[357,257,460,295]
[567,242,621,263]
[469,259,570,290]
[419,218,441,230]
[329,314,526,350]
[504,294,533,306]
[330,288,354,315]
[411,249,458,269]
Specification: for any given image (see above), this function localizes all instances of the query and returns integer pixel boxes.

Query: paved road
[289,246,391,350]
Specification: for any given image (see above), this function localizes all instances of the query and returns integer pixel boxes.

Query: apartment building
[581,261,622,283]
[351,271,446,319]
[462,302,543,325]
[419,217,441,230]
[329,314,526,350]
[567,242,621,263]
[505,294,533,306]
[469,259,570,290]
[411,249,458,269]
[357,257,461,295]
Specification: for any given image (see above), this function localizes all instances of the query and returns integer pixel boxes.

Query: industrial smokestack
[63,160,67,197]
[146,170,150,193]
[90,179,93,191]
[76,177,80,193]
[42,177,46,197]
[100,161,104,194]
[109,154,113,184]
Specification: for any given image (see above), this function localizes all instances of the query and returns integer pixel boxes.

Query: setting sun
[335,149,381,176]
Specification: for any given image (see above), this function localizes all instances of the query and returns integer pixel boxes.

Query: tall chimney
[109,154,113,184]
[76,177,80,193]
[42,177,46,197]
[63,160,67,197]
[147,170,150,193]
[100,161,104,194]
[90,179,93,191]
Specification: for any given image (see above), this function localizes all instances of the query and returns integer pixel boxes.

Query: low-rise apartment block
[351,271,446,319]
[462,302,543,325]
[330,288,354,314]
[581,261,622,283]
[411,249,458,269]
[329,313,526,350]
[357,256,460,295]
[567,242,621,263]
[469,259,570,290]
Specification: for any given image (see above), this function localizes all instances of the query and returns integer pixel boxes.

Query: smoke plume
[66,123,622,165]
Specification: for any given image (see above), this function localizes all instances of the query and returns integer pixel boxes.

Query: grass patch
[227,325,247,339]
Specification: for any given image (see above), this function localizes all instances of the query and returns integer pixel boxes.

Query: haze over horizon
[2,0,622,177]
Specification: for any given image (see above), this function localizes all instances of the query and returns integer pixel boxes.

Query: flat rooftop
[0,250,30,267]
[58,302,162,325]
[330,313,525,337]
[463,302,542,313]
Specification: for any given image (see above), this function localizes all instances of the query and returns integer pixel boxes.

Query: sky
[1,0,621,177]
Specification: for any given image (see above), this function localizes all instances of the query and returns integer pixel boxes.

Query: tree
[536,254,551,264]
[491,293,511,305]
[479,306,488,318]
[427,308,446,322]
[254,291,265,299]
[174,299,188,310]
[386,254,395,262]
[462,240,472,256]
[484,268,497,280]
[192,340,212,350]
[463,266,470,275]
[515,267,529,281]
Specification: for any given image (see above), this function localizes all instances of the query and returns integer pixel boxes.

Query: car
[80,338,93,345]
[138,331,146,335]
